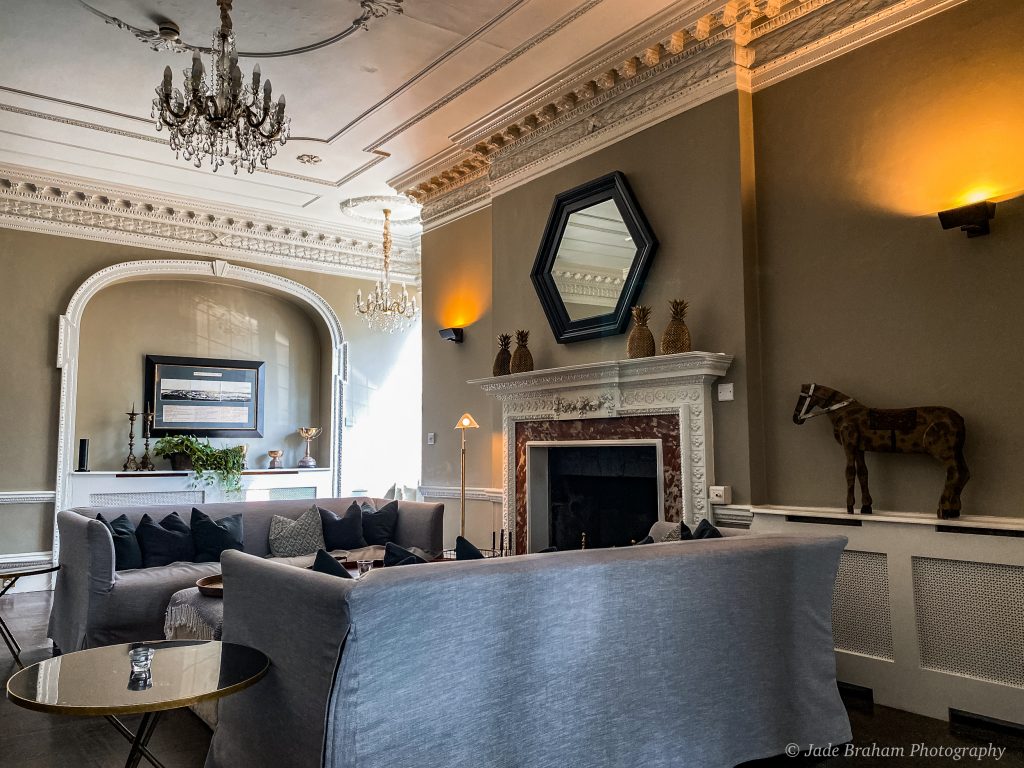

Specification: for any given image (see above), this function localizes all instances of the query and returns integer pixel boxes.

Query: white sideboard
[66,468,333,508]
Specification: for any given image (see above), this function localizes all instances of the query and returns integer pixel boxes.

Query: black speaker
[77,438,90,472]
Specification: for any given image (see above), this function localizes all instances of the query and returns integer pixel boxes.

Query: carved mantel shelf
[469,351,732,414]
[470,351,733,552]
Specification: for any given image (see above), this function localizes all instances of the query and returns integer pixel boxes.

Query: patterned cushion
[659,522,693,543]
[268,507,325,558]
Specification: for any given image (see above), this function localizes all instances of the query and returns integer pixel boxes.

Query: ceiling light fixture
[355,208,419,333]
[152,0,290,174]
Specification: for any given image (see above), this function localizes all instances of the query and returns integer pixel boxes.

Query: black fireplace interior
[548,445,659,550]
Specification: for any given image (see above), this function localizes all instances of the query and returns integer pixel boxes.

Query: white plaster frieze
[0,165,421,282]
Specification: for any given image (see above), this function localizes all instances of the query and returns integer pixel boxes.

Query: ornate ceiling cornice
[399,0,964,229]
[0,164,421,283]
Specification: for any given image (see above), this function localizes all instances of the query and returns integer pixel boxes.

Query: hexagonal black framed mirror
[531,171,658,343]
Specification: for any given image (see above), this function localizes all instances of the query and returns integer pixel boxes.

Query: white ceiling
[0,0,683,229]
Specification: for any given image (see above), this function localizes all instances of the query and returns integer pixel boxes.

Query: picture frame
[144,355,266,438]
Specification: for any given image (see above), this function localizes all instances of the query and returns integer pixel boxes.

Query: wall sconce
[439,327,464,343]
[938,201,996,238]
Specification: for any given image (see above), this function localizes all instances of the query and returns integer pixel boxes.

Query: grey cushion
[659,522,692,542]
[268,508,325,558]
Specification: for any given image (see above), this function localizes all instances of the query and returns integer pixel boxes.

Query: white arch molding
[53,258,348,564]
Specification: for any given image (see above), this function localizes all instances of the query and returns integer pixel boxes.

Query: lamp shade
[454,413,479,430]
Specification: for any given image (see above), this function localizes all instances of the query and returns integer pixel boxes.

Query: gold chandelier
[342,196,421,333]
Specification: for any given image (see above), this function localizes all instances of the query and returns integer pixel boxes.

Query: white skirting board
[0,552,54,593]
[751,507,1024,726]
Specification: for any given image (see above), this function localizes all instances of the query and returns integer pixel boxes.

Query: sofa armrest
[394,500,444,555]
[48,510,116,651]
[207,551,355,768]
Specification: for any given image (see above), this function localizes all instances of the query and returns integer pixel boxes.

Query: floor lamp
[454,413,479,538]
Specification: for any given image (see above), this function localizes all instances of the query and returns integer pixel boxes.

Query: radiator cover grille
[833,550,894,661]
[913,557,1024,689]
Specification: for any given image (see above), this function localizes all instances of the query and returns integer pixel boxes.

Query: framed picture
[144,355,266,438]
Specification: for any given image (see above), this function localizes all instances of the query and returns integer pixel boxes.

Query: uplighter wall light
[454,413,479,538]
[438,327,464,343]
[938,201,996,238]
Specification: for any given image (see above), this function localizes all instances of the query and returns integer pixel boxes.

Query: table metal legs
[0,576,24,669]
[106,713,167,768]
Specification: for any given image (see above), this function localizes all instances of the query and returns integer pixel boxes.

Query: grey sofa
[48,497,444,652]
[207,533,851,768]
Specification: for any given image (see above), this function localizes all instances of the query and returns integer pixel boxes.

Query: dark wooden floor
[2,591,1022,767]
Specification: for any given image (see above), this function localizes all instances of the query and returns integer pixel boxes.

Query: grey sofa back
[67,496,443,558]
[209,534,851,768]
[50,497,443,652]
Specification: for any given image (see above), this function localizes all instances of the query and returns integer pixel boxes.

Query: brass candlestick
[297,427,322,468]
[138,405,156,471]
[122,403,140,471]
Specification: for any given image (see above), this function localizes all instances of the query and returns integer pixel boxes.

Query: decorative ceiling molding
[749,0,968,89]
[77,0,404,58]
[404,0,955,229]
[0,164,421,283]
[364,0,608,153]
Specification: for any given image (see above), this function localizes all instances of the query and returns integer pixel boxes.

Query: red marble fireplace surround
[514,414,681,555]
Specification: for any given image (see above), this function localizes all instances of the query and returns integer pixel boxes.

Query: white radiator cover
[752,507,1024,725]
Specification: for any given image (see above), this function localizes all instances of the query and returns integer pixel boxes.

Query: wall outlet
[717,383,734,401]
[708,485,732,505]
[426,432,436,445]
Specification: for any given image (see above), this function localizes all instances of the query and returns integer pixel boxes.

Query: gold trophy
[297,427,322,468]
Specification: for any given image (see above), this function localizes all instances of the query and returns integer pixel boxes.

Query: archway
[53,258,347,562]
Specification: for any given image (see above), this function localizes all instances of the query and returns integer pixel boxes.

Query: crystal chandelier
[151,0,290,173]
[355,208,419,333]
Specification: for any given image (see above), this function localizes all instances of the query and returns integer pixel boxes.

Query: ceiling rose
[152,0,289,174]
[339,195,421,228]
[78,0,404,58]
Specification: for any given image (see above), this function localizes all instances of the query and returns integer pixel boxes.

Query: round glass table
[6,639,268,768]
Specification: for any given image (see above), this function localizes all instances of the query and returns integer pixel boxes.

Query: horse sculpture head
[793,383,853,424]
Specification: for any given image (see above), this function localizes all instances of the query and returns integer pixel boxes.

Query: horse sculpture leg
[842,443,858,514]
[855,451,873,514]
[940,446,970,519]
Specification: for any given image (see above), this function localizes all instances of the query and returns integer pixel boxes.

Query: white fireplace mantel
[470,351,733,552]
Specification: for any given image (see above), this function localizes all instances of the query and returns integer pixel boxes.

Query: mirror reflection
[550,199,636,321]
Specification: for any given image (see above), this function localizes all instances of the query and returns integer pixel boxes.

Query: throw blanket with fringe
[165,587,224,641]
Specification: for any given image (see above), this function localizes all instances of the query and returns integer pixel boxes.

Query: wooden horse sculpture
[793,383,969,519]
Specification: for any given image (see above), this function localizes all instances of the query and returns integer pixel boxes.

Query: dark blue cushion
[135,512,195,568]
[311,549,354,579]
[693,519,723,539]
[362,500,399,546]
[635,536,655,545]
[96,513,142,571]
[383,541,427,567]
[455,536,485,560]
[319,504,367,551]
[190,508,244,563]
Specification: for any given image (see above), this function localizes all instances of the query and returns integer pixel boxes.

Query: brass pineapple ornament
[626,305,655,359]
[510,330,534,373]
[492,333,512,377]
[661,299,692,354]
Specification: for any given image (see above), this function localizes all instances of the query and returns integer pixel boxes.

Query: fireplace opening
[546,445,659,550]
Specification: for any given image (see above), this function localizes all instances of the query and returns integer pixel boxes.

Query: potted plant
[153,435,246,496]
